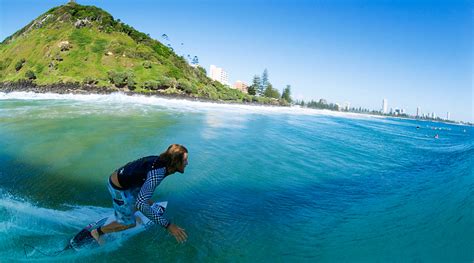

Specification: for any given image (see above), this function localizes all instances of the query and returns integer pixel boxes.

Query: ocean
[0,92,472,262]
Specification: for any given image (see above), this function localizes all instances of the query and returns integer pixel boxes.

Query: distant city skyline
[0,0,471,121]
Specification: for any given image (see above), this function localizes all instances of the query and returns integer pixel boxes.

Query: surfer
[90,144,189,244]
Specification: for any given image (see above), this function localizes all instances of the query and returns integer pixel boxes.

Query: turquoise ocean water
[0,92,472,262]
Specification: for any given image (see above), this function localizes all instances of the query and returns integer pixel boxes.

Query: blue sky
[1,0,472,121]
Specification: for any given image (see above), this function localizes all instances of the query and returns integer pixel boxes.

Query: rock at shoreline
[0,81,269,107]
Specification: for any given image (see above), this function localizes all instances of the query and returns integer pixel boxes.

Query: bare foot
[90,229,104,245]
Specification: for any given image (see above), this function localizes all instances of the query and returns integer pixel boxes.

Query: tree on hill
[15,59,26,71]
[249,75,261,96]
[192,56,199,66]
[281,85,292,103]
[260,68,269,96]
[263,83,280,99]
[25,70,36,80]
[247,85,256,96]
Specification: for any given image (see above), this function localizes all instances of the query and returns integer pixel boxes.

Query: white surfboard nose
[157,201,168,209]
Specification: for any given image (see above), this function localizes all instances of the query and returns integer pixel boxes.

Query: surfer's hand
[167,223,187,243]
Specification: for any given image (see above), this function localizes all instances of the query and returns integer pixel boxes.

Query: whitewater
[0,92,472,262]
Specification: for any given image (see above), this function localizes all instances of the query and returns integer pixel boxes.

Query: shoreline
[385,115,472,127]
[1,81,471,126]
[0,81,282,108]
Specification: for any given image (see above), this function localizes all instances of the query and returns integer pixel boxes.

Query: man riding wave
[91,144,189,243]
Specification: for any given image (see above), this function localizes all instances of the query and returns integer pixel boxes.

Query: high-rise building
[233,81,248,94]
[432,112,436,119]
[209,65,229,85]
[446,112,450,120]
[382,99,388,114]
[416,107,421,117]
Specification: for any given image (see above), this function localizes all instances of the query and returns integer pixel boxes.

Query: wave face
[0,92,472,262]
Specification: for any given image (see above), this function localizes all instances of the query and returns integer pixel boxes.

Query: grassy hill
[0,2,284,104]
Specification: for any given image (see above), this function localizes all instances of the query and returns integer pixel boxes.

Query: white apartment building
[382,99,388,114]
[209,65,229,85]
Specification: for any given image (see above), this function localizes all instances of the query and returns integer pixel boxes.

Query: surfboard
[68,201,168,251]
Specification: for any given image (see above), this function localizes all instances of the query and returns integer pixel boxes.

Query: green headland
[0,2,290,105]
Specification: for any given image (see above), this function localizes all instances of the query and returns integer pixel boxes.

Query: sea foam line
[0,91,379,120]
[0,192,110,229]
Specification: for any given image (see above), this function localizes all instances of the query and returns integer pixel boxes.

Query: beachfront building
[446,112,450,120]
[233,81,248,94]
[416,107,421,117]
[382,99,388,114]
[393,108,405,116]
[209,65,229,85]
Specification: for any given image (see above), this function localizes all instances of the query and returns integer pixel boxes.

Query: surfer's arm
[135,168,170,228]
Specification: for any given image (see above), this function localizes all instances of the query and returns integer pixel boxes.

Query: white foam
[0,91,380,120]
[0,193,110,230]
[0,193,141,258]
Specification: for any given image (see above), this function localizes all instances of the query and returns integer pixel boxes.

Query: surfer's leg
[90,221,135,244]
[91,220,136,243]
[99,221,136,233]
[91,181,138,243]
[90,220,136,242]
[90,228,100,243]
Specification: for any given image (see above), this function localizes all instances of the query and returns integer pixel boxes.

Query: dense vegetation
[247,69,292,105]
[0,2,289,104]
